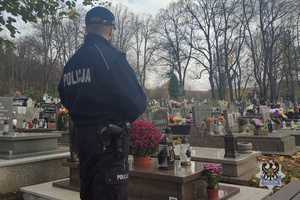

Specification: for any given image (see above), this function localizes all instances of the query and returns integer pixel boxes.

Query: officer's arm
[108,57,147,122]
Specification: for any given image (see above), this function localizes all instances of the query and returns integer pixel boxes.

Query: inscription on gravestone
[151,109,169,133]
[0,97,13,134]
[223,109,235,131]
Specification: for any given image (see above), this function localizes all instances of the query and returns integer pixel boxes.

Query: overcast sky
[108,0,210,90]
[111,0,173,15]
[9,0,210,91]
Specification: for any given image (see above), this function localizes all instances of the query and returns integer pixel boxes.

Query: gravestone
[183,105,192,117]
[170,108,180,115]
[151,109,169,133]
[160,107,169,115]
[0,97,13,134]
[280,102,286,111]
[220,101,228,113]
[288,101,293,109]
[12,94,28,106]
[228,102,235,109]
[224,107,240,133]
[261,107,270,124]
[13,107,40,128]
[294,102,299,113]
[192,102,212,127]
[144,108,151,121]
[26,98,33,108]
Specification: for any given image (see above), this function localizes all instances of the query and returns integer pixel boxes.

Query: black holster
[98,122,130,158]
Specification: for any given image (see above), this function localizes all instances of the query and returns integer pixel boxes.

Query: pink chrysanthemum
[129,120,163,156]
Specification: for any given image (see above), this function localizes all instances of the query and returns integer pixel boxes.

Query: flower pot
[238,125,246,133]
[206,123,214,135]
[63,116,69,130]
[274,123,282,130]
[133,155,151,165]
[206,187,219,200]
[253,127,267,135]
[48,122,56,129]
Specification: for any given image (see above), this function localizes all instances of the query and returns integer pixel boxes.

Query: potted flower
[57,106,69,118]
[269,108,287,124]
[205,117,214,124]
[203,163,222,200]
[129,120,163,165]
[287,108,295,119]
[48,116,56,129]
[249,118,266,135]
[57,106,69,130]
[169,115,174,124]
[236,117,248,133]
[217,116,225,122]
[173,112,182,125]
[217,115,226,127]
[245,104,254,115]
[249,118,264,128]
[205,117,214,135]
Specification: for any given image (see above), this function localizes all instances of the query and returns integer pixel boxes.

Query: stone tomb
[54,158,240,200]
[189,130,296,156]
[0,152,69,194]
[128,159,240,200]
[0,132,67,159]
[174,146,261,183]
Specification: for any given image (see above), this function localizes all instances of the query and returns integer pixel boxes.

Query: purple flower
[274,109,279,116]
[254,119,261,126]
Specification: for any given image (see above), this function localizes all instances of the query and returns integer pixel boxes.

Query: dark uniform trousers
[76,126,129,200]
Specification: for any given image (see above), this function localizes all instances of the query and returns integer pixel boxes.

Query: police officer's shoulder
[112,46,126,56]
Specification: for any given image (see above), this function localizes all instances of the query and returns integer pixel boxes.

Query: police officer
[58,6,147,200]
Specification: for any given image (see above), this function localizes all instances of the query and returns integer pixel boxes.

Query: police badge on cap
[85,6,115,28]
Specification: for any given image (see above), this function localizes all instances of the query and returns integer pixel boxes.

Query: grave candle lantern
[267,119,273,133]
[157,135,175,170]
[3,120,9,135]
[180,136,191,166]
[224,131,238,158]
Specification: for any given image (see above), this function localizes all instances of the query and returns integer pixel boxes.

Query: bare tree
[55,7,86,73]
[257,0,292,102]
[111,4,138,52]
[184,0,218,99]
[153,1,193,96]
[15,36,42,92]
[130,14,157,87]
[0,46,15,94]
[32,12,66,94]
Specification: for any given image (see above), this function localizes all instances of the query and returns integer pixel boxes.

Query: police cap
[85,7,115,28]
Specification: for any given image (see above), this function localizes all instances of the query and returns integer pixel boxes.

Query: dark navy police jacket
[58,33,147,126]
